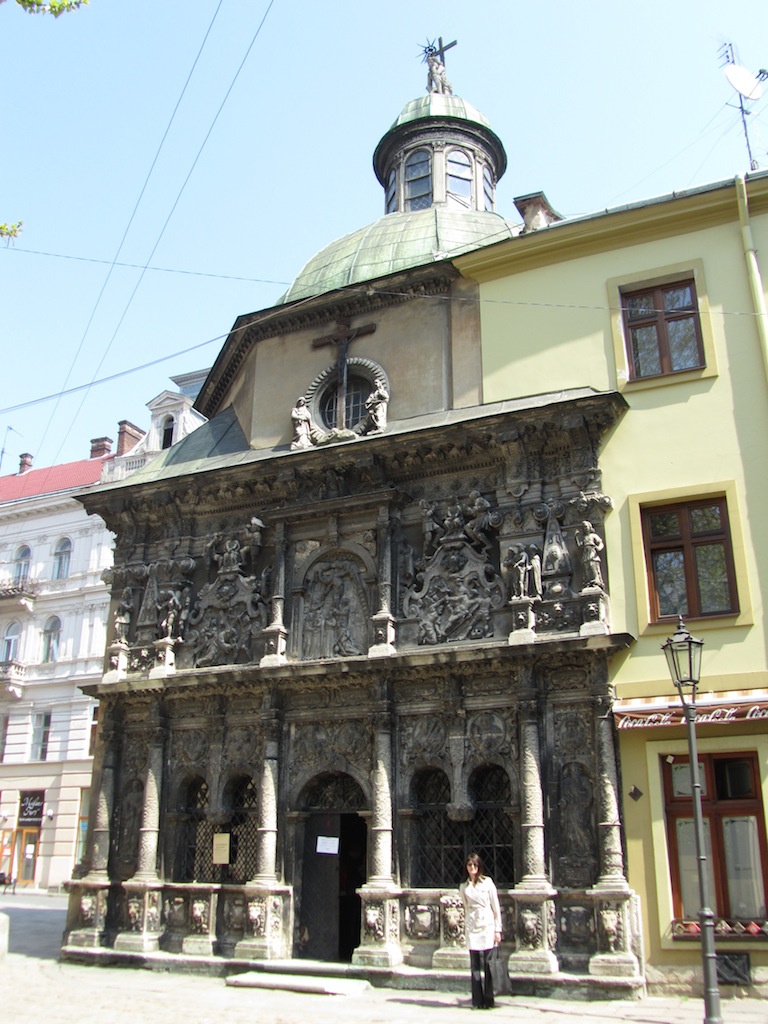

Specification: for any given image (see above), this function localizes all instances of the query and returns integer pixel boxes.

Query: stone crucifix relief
[312,318,377,432]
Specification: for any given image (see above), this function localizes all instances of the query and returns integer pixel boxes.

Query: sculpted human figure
[358,385,389,435]
[576,520,605,589]
[504,545,529,599]
[464,490,493,550]
[290,397,315,450]
[527,544,543,599]
[426,53,452,94]
[420,499,445,555]
[114,586,134,642]
[157,587,181,639]
[244,516,264,570]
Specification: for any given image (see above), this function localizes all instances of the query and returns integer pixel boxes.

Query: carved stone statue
[504,545,529,600]
[419,499,444,556]
[527,545,543,600]
[113,586,133,643]
[357,385,389,435]
[243,516,264,571]
[426,54,452,95]
[290,397,315,450]
[576,520,605,590]
[157,587,182,640]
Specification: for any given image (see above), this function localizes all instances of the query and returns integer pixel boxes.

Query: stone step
[226,971,372,996]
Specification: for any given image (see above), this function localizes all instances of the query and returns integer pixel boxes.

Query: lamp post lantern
[661,616,722,1024]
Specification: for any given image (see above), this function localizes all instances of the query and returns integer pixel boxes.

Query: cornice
[455,174,768,280]
[85,632,633,704]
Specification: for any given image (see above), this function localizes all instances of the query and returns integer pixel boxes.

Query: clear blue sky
[1,0,767,471]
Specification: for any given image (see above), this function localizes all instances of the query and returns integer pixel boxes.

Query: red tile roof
[0,456,113,502]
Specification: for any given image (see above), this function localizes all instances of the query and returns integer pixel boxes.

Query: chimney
[19,452,33,474]
[90,436,113,459]
[117,420,145,456]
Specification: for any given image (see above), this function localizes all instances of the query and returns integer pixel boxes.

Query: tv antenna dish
[724,63,764,101]
[720,44,768,171]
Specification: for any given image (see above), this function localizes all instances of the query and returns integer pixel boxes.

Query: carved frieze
[299,555,369,659]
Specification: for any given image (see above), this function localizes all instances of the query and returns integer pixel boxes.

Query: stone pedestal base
[368,612,396,657]
[103,641,129,683]
[113,886,163,953]
[431,946,469,970]
[579,588,609,636]
[149,637,176,678]
[233,887,292,960]
[260,625,288,666]
[182,934,215,955]
[508,597,536,646]
[589,951,641,978]
[352,889,403,968]
[508,947,559,974]
[63,882,110,950]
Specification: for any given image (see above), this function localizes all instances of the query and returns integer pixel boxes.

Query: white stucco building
[0,372,207,889]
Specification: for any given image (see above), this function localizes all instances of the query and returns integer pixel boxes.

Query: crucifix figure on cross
[311,317,377,431]
[422,36,457,95]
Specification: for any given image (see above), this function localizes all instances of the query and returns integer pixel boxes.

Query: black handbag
[487,945,513,996]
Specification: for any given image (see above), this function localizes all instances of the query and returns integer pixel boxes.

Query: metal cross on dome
[422,36,457,65]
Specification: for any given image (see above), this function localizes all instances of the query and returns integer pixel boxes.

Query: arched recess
[174,775,213,883]
[114,777,144,881]
[467,764,517,887]
[294,771,368,963]
[222,773,259,883]
[410,767,465,887]
[294,547,375,661]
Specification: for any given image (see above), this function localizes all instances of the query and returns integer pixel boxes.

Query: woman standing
[460,852,502,1009]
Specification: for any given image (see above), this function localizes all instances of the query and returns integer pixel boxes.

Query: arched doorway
[297,772,368,962]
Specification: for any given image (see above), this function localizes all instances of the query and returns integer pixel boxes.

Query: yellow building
[457,172,768,992]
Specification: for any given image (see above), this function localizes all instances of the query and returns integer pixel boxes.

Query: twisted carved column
[254,707,280,881]
[368,695,395,887]
[135,703,166,879]
[594,697,629,887]
[519,699,548,883]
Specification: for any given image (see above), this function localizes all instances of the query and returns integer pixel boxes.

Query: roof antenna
[719,42,768,171]
[0,425,22,475]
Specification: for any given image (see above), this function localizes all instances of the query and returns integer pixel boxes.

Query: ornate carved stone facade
[62,66,644,999]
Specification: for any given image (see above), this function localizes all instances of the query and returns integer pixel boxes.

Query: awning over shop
[613,690,768,730]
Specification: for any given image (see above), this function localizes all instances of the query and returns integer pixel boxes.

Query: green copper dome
[389,93,492,131]
[279,88,513,305]
[278,208,519,304]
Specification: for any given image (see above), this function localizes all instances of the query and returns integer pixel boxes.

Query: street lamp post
[662,616,722,1024]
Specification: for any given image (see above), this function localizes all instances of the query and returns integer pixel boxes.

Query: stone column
[370,505,396,656]
[588,696,640,980]
[353,685,402,968]
[135,703,166,880]
[254,707,280,882]
[114,702,167,953]
[261,524,288,665]
[593,698,628,887]
[86,701,118,881]
[64,700,119,950]
[509,698,558,975]
[235,702,292,961]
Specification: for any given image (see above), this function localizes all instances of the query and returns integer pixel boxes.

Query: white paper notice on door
[316,835,339,855]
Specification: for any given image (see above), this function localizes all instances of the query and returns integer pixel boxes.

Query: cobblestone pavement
[2,895,766,1024]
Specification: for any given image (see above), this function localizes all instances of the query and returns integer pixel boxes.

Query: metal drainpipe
[735,174,768,386]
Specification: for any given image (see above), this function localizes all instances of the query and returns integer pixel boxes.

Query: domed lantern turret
[279,41,519,306]
[373,41,507,216]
